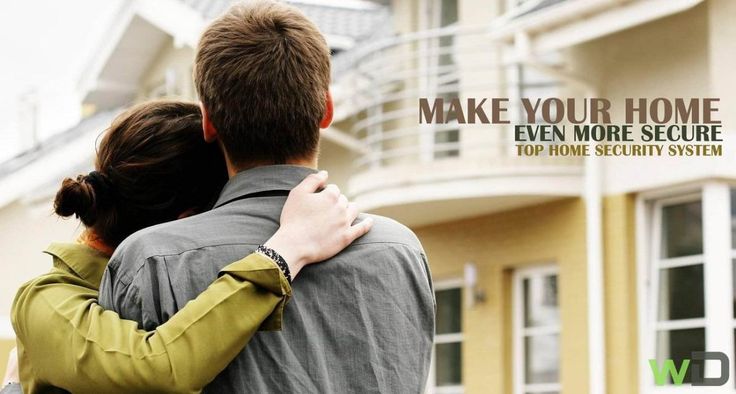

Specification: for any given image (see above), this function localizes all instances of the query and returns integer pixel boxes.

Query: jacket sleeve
[12,253,291,394]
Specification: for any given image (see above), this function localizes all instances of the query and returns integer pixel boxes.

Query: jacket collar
[44,243,109,287]
[213,165,317,209]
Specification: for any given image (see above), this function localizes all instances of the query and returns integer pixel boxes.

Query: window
[420,0,460,161]
[504,53,562,157]
[640,184,735,392]
[514,266,561,394]
[430,282,463,394]
[650,196,706,385]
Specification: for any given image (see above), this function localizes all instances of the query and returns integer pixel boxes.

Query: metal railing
[332,25,584,172]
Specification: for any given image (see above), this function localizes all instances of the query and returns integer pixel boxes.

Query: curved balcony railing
[331,25,585,206]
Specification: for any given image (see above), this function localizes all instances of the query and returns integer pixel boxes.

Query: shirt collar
[214,165,318,209]
[44,243,110,286]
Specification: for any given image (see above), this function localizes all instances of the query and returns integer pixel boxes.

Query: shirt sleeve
[11,253,291,394]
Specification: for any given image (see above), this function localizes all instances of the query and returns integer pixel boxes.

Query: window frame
[428,278,465,394]
[417,0,461,163]
[637,183,736,393]
[513,264,561,394]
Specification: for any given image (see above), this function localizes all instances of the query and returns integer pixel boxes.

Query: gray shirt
[98,165,435,394]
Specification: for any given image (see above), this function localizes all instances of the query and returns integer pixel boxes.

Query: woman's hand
[264,171,373,279]
[2,347,18,386]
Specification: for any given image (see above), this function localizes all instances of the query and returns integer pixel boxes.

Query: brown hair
[194,0,331,165]
[54,101,228,247]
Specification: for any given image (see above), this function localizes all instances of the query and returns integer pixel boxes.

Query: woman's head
[54,100,228,248]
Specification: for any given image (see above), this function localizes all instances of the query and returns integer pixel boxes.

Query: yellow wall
[602,194,639,394]
[415,198,589,394]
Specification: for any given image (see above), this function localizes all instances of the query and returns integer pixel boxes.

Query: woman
[1,101,371,394]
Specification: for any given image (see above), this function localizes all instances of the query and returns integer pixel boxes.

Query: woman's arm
[12,171,372,394]
[13,253,287,394]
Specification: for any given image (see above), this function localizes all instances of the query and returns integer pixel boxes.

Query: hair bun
[54,175,97,226]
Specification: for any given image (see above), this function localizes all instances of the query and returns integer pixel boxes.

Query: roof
[514,0,568,18]
[178,0,390,43]
[0,110,118,208]
[1,0,392,208]
[0,111,114,180]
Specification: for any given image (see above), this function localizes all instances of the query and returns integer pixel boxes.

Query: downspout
[584,127,606,394]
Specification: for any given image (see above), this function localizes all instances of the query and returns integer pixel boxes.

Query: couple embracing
[2,2,435,393]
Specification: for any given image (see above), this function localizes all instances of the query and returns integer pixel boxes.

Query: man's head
[194,1,332,169]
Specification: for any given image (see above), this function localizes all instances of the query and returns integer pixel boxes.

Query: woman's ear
[319,91,334,129]
[200,103,219,143]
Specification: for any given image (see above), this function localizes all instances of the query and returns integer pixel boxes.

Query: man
[98,2,435,393]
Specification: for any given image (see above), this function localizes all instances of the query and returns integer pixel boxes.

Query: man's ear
[319,91,334,129]
[200,103,218,143]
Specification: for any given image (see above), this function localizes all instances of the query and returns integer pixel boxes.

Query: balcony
[331,25,584,226]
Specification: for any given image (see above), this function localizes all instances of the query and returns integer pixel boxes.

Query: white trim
[637,185,736,392]
[585,121,606,394]
[513,265,561,394]
[77,1,136,96]
[657,255,704,270]
[434,278,465,291]
[647,193,706,391]
[491,0,618,39]
[637,183,708,202]
[434,386,463,394]
[701,183,735,383]
[636,192,651,394]
[523,325,561,337]
[524,382,562,393]
[491,0,705,54]
[0,316,14,340]
[531,0,705,53]
[428,280,464,394]
[435,333,464,344]
[654,319,707,332]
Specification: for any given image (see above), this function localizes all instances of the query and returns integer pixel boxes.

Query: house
[342,1,734,394]
[1,0,735,393]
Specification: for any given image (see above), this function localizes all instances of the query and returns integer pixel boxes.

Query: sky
[0,0,122,161]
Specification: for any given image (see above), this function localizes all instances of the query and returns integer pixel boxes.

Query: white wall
[568,3,736,195]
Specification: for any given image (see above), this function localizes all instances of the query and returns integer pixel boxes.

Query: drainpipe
[584,131,606,394]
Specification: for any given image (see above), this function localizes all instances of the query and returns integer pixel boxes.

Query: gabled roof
[79,0,391,111]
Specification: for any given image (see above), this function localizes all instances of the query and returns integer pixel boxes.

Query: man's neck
[227,157,318,178]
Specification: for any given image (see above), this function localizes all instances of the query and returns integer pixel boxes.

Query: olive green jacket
[11,243,291,394]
